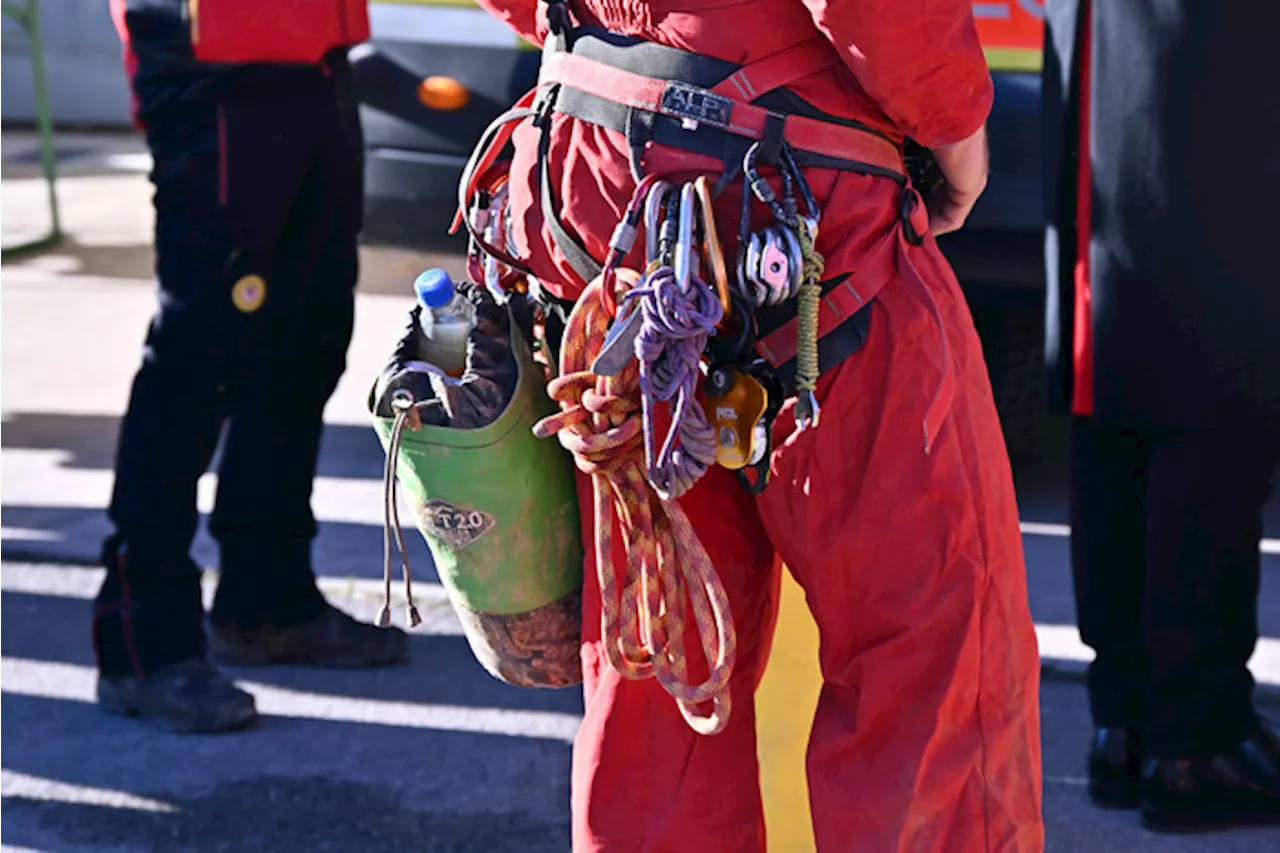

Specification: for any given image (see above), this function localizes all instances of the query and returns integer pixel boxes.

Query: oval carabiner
[644,180,677,264]
[674,182,698,291]
[693,176,731,317]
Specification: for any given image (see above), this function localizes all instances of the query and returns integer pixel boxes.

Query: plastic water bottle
[413,268,476,378]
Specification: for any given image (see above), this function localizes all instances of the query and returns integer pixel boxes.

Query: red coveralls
[475,1,1045,850]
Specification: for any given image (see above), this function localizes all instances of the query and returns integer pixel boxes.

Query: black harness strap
[536,92,604,288]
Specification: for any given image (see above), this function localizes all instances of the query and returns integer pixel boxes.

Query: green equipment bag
[368,285,583,688]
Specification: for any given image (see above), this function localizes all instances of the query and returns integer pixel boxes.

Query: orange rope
[533,270,737,735]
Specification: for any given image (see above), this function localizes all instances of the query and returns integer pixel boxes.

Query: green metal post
[2,0,63,259]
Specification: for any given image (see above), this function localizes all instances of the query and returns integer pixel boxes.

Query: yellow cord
[794,220,824,429]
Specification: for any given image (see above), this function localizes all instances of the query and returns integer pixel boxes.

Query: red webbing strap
[710,38,841,102]
[538,52,905,177]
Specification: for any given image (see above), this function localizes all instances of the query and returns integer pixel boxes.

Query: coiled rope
[631,261,723,500]
[533,269,736,735]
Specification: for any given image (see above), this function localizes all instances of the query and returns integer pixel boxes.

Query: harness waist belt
[538,44,906,180]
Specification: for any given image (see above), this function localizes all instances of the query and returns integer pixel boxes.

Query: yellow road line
[757,570,821,852]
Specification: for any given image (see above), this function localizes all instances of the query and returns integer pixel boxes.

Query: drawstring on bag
[379,391,423,628]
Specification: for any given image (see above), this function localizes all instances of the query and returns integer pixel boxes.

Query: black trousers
[94,62,364,678]
[1070,415,1279,758]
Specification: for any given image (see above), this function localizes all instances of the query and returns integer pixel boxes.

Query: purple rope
[627,263,724,501]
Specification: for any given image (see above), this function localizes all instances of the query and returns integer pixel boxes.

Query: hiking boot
[1088,728,1143,809]
[208,602,409,668]
[97,659,258,734]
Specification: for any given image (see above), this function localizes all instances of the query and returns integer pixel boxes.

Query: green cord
[794,219,824,428]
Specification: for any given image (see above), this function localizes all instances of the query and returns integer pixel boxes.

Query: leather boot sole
[1141,796,1280,834]
[97,679,259,735]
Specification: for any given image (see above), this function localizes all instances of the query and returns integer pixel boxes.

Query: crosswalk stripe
[0,657,581,743]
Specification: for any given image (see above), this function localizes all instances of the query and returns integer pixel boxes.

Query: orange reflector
[417,76,470,111]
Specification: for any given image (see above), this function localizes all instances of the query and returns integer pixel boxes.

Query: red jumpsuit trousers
[481,3,1045,851]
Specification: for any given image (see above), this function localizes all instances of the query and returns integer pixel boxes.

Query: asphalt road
[1,561,579,853]
[5,566,1279,853]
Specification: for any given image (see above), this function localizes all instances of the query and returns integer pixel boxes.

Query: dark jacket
[109,0,369,120]
[1043,0,1280,427]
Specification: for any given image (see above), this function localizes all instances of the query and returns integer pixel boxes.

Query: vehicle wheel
[966,289,1051,477]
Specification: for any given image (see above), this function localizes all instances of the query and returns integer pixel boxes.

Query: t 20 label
[418,499,496,551]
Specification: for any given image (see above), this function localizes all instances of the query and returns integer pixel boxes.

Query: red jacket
[476,0,991,150]
[109,0,368,66]
[110,0,369,121]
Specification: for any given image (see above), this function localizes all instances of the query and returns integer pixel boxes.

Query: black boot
[1141,719,1280,832]
[209,601,409,668]
[93,540,255,734]
[98,659,258,734]
[1088,728,1143,809]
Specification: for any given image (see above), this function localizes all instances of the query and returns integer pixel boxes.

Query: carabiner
[743,141,787,223]
[482,183,511,302]
[693,176,731,316]
[602,173,662,316]
[645,180,678,265]
[674,182,699,291]
[780,143,820,226]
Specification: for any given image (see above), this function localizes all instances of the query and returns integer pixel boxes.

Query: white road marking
[0,527,59,542]
[0,657,581,743]
[99,152,153,173]
[1,448,390,528]
[1021,521,1280,554]
[1034,622,1280,687]
[0,561,446,603]
[1,770,179,813]
[7,564,1279,687]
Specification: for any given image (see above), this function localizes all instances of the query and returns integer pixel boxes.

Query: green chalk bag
[369,285,583,688]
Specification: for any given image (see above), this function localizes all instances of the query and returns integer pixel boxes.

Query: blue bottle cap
[413,268,456,309]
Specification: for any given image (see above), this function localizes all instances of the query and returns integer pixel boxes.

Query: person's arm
[799,0,992,233]
[473,0,544,48]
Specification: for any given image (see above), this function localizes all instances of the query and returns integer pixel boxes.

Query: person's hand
[927,124,989,236]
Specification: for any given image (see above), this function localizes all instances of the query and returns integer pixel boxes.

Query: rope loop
[532,267,737,735]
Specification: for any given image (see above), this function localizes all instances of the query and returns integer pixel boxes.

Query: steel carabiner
[644,180,678,266]
[674,182,699,291]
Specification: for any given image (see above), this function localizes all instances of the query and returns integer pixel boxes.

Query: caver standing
[1043,0,1280,831]
[469,0,1045,849]
[97,0,407,734]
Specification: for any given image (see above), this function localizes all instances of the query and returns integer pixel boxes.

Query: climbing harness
[447,0,961,731]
